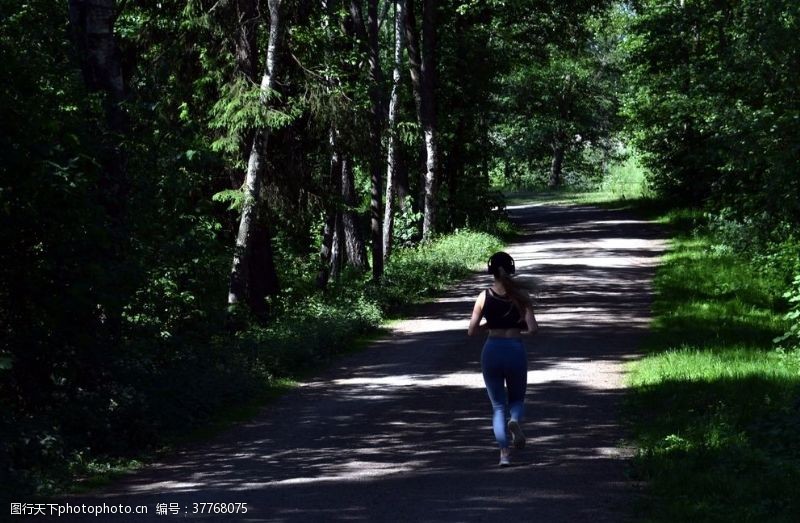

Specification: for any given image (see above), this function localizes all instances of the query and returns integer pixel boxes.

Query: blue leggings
[481,337,528,449]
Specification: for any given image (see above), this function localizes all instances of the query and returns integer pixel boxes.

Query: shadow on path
[46,203,667,523]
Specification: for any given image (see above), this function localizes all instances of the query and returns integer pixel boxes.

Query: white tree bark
[405,0,438,242]
[420,0,437,241]
[228,0,282,307]
[383,0,404,260]
[422,126,437,240]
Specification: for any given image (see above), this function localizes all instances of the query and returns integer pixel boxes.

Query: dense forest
[1,0,798,513]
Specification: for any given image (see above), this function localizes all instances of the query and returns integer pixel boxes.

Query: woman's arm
[520,306,538,336]
[520,290,538,336]
[467,291,487,336]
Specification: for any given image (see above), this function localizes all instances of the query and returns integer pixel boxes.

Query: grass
[505,180,799,521]
[503,154,654,207]
[625,213,800,522]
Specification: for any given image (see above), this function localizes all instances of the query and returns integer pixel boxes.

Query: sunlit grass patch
[627,212,800,522]
[597,154,653,200]
[376,229,503,311]
[630,346,798,386]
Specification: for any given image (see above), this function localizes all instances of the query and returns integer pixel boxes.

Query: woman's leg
[506,340,528,422]
[481,339,510,448]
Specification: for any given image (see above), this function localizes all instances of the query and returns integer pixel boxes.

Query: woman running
[468,251,538,466]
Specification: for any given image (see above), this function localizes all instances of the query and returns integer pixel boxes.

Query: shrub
[376,230,503,310]
[775,274,800,353]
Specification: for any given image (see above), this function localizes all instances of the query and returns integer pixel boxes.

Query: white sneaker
[508,419,526,450]
[499,451,511,467]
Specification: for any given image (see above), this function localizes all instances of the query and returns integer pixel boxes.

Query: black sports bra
[482,288,525,329]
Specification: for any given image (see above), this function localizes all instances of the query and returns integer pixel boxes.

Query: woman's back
[482,288,525,329]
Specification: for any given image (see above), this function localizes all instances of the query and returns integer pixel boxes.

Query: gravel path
[45,202,666,523]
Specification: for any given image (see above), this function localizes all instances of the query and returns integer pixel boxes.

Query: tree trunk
[235,0,259,81]
[330,211,345,279]
[68,0,127,120]
[316,211,337,289]
[405,0,438,241]
[341,156,368,270]
[68,0,129,338]
[404,0,424,133]
[549,143,565,188]
[316,127,342,289]
[368,0,384,279]
[420,0,438,240]
[247,217,280,317]
[230,0,260,190]
[396,158,410,202]
[228,0,283,311]
[349,0,385,279]
[448,115,467,206]
[68,0,128,211]
[383,0,404,260]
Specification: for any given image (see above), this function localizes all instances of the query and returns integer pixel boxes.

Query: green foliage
[8,0,797,514]
[215,229,502,380]
[211,188,244,211]
[235,287,382,377]
[627,210,800,522]
[774,275,800,352]
[489,1,621,190]
[596,152,652,199]
[392,196,424,248]
[622,0,800,225]
[377,230,503,310]
[209,78,301,160]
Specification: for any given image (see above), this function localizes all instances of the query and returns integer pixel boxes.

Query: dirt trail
[49,202,666,522]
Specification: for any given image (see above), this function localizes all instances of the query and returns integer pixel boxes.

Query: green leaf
[212,189,244,212]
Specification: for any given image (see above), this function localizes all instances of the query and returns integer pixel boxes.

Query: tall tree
[235,0,259,81]
[349,0,385,279]
[383,0,405,259]
[405,0,438,241]
[228,0,283,314]
[623,0,800,221]
[68,0,129,220]
[67,0,131,338]
[316,128,342,288]
[229,0,260,190]
[340,155,369,269]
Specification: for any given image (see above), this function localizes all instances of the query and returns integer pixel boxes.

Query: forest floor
[49,201,667,522]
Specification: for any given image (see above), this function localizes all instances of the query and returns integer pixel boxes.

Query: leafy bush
[237,288,383,377]
[774,274,800,353]
[376,230,503,310]
[235,230,503,377]
[392,196,424,248]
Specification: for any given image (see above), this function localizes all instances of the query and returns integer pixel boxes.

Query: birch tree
[228,0,283,313]
[317,2,370,285]
[405,0,438,241]
[383,0,404,259]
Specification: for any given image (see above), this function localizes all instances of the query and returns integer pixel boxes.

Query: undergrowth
[626,210,800,522]
[5,229,503,500]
